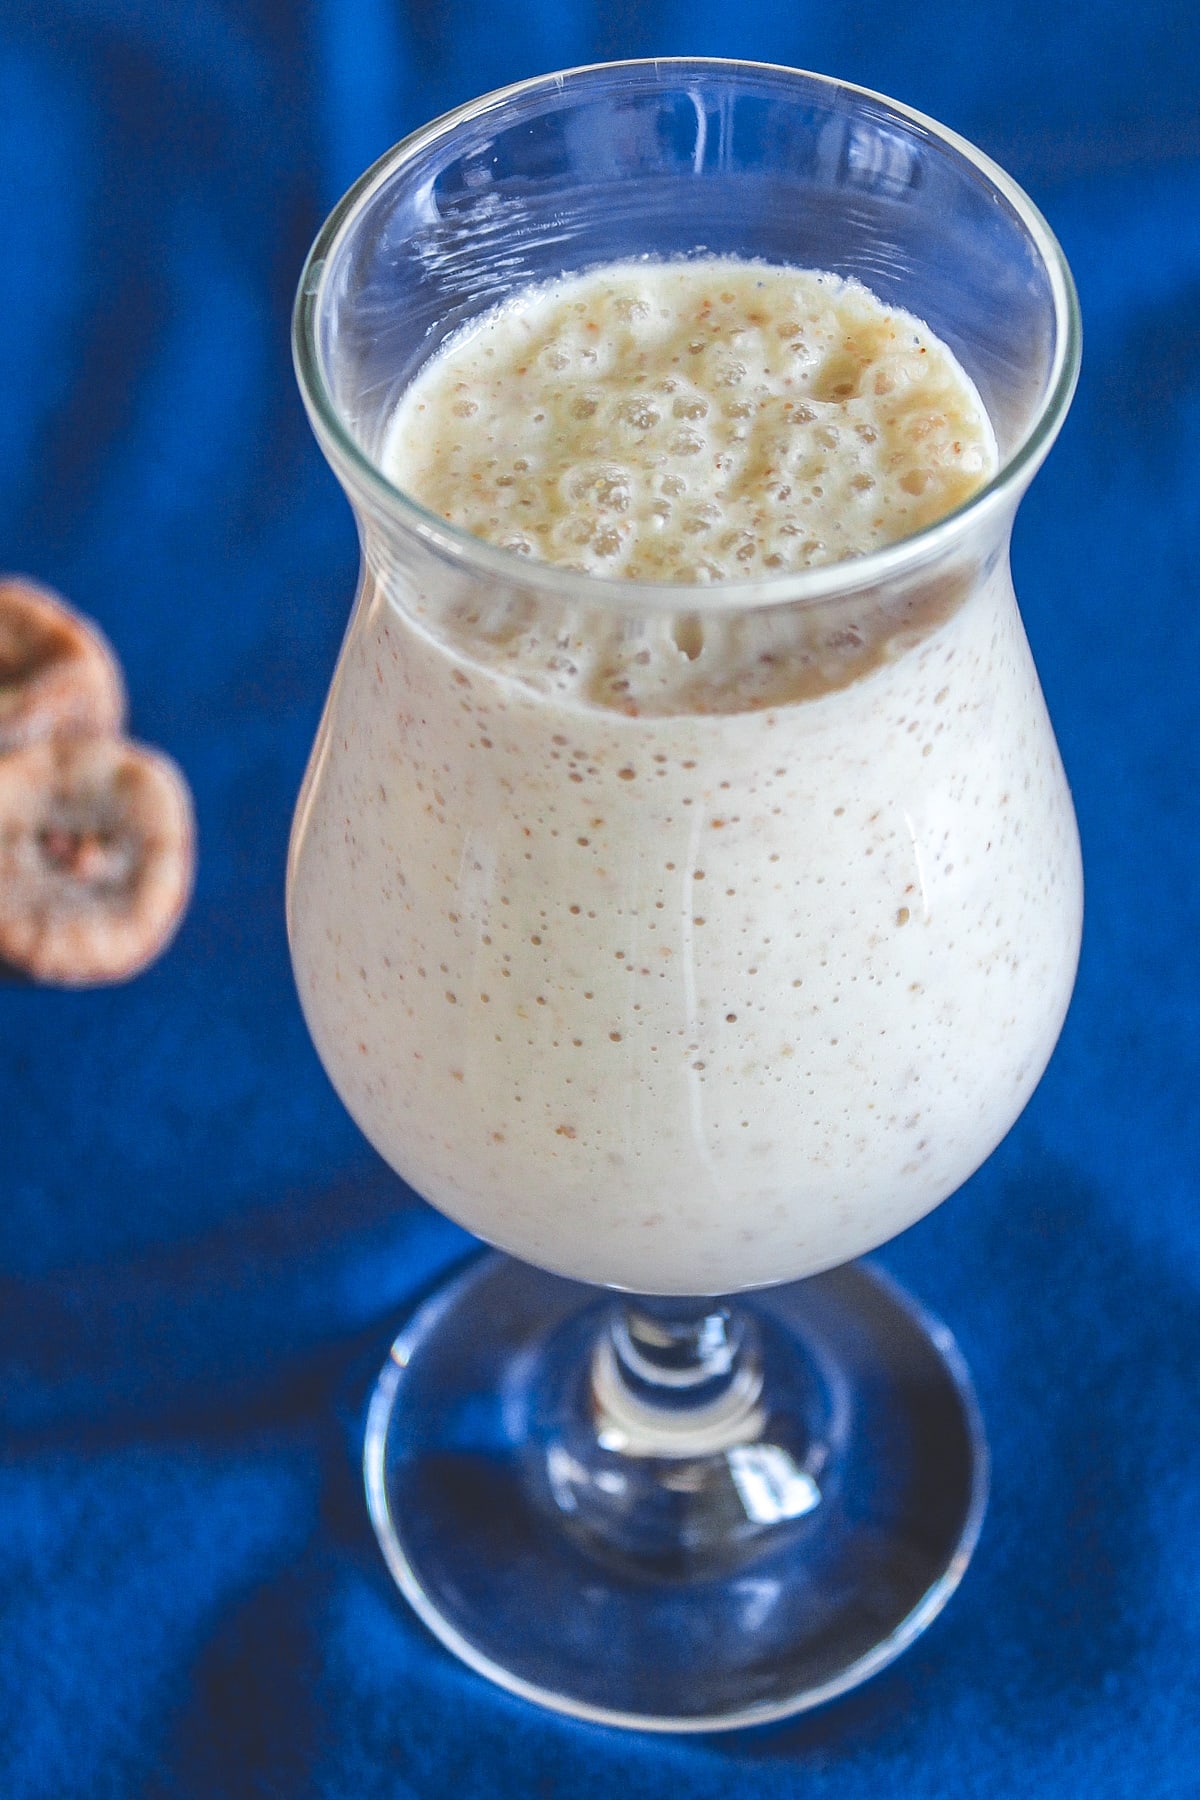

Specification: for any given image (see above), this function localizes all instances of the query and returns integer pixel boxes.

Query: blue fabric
[2,3,1198,1793]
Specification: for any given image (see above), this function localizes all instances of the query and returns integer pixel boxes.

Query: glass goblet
[288,58,1082,1730]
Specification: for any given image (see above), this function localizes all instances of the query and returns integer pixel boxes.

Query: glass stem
[535,1295,825,1577]
[592,1297,767,1454]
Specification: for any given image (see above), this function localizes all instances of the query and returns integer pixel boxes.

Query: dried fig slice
[0,736,195,986]
[0,577,126,752]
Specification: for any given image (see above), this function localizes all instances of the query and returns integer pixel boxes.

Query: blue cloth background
[1,2,1197,1794]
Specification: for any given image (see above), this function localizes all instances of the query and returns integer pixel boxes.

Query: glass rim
[293,56,1082,616]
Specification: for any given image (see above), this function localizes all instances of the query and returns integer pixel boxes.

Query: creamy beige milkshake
[287,259,1082,1294]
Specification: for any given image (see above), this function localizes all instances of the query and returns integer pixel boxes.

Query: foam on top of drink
[384,259,997,584]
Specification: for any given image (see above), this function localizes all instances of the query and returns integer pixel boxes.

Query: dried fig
[0,736,195,986]
[0,577,126,752]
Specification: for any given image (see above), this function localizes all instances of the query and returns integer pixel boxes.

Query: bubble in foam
[668,430,705,457]
[616,397,661,431]
[570,467,631,512]
[714,359,748,389]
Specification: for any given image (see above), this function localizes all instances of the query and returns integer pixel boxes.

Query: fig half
[0,736,195,986]
[0,577,127,752]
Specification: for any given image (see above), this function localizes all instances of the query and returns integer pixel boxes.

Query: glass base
[364,1253,987,1732]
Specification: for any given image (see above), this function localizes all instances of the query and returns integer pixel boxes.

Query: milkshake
[288,259,1082,1294]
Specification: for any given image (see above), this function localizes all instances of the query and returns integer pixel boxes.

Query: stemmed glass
[288,59,1082,1730]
